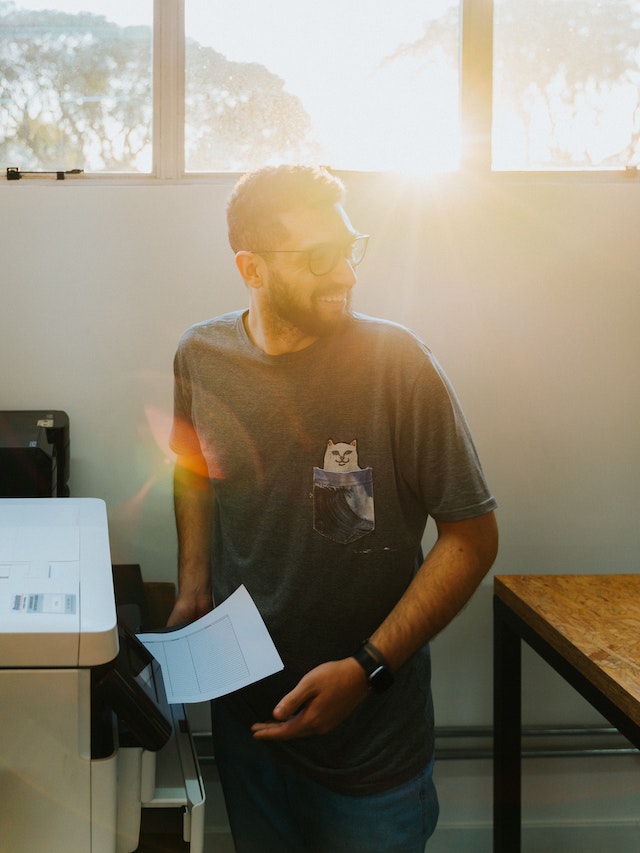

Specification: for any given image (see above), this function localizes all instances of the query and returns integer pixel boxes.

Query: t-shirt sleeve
[169,340,203,457]
[404,353,497,522]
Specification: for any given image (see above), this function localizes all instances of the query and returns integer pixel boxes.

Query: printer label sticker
[12,593,76,615]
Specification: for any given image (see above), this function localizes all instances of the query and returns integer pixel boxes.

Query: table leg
[493,596,522,853]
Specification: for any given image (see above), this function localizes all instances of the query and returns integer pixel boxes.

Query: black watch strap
[352,640,394,693]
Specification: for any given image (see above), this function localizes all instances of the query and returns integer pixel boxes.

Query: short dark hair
[226,165,346,253]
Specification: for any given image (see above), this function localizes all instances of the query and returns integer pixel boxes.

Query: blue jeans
[212,701,439,853]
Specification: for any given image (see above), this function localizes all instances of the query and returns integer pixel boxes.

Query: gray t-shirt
[171,311,496,794]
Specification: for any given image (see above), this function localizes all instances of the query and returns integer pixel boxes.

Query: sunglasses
[252,234,369,277]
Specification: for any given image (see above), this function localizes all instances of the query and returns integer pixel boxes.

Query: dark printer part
[92,623,173,753]
[0,410,70,497]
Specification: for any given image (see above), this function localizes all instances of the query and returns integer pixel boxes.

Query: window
[0,1,153,172]
[1,0,639,177]
[493,0,640,170]
[1,0,460,175]
[184,0,460,174]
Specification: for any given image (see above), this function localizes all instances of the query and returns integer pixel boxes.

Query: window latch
[6,167,84,181]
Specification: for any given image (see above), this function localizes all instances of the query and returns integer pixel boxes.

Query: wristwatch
[352,640,394,693]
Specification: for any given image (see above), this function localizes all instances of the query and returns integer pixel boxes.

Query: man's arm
[252,510,498,740]
[166,452,216,627]
[369,511,499,671]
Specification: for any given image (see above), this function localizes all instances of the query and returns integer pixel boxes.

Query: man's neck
[243,308,318,356]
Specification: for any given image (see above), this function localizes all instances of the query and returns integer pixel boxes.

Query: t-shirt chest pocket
[312,467,375,545]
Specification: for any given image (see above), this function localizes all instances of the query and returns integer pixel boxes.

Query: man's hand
[166,591,213,627]
[251,658,370,741]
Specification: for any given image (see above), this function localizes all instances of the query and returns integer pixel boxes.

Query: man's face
[260,203,360,338]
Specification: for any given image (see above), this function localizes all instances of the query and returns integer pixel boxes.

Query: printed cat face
[323,439,361,472]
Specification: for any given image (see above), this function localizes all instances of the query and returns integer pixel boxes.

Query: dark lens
[308,237,368,275]
[308,245,340,276]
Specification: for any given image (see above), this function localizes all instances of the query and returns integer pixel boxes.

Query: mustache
[312,286,353,300]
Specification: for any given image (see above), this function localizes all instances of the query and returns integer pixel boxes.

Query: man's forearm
[253,511,498,741]
[168,457,216,625]
[175,465,214,565]
[370,511,498,672]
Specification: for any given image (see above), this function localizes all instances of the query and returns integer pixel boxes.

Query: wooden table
[493,574,640,853]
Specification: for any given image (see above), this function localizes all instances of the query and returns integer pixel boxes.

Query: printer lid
[0,498,118,666]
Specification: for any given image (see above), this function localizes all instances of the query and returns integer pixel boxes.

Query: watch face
[353,645,394,692]
[370,664,394,693]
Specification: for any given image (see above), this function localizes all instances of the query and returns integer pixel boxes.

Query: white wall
[2,172,640,844]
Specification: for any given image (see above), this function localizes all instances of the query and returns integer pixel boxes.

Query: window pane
[185,0,460,174]
[493,0,640,170]
[0,1,152,173]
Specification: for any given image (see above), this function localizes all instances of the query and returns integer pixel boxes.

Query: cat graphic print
[313,440,375,544]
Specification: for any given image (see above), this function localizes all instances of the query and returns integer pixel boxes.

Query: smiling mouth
[317,293,347,303]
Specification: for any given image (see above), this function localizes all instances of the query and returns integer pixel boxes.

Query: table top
[495,574,640,727]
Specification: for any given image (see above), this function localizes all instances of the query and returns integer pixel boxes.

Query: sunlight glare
[186,0,461,175]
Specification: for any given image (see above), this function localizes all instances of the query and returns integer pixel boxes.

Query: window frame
[3,0,639,184]
[153,0,185,180]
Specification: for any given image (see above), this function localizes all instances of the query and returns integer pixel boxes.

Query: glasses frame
[250,234,370,277]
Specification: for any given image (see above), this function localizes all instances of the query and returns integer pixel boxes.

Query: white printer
[0,498,204,853]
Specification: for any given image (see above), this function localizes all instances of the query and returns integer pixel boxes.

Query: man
[168,165,498,852]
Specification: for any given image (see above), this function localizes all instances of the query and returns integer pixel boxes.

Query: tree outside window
[1,1,639,175]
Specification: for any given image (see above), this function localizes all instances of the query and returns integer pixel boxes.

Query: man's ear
[235,251,266,288]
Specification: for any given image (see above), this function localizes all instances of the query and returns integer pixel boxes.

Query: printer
[0,498,204,853]
[0,410,70,497]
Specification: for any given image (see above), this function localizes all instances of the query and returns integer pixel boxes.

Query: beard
[266,268,354,339]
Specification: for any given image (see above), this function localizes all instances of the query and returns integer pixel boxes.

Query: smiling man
[231,175,362,350]
[168,165,498,852]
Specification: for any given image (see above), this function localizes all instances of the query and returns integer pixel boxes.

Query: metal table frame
[493,579,640,853]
